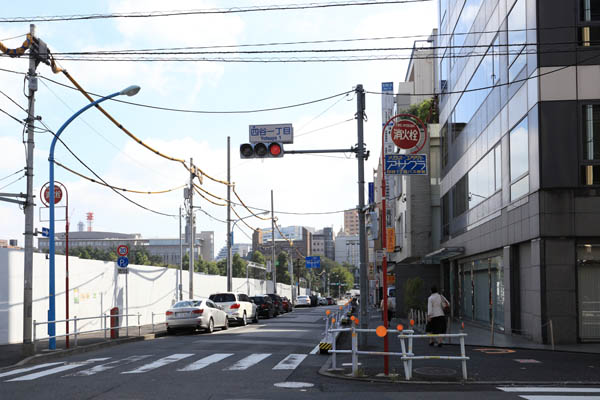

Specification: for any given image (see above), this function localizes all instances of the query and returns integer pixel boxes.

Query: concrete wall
[0,248,308,345]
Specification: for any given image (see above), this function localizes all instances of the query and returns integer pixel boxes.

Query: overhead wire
[0,167,24,182]
[54,160,186,194]
[40,122,176,217]
[0,1,434,23]
[0,174,25,190]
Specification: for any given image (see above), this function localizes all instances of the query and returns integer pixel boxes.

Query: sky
[0,0,437,257]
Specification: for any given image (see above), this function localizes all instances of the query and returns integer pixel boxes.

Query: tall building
[343,209,359,235]
[252,226,312,261]
[311,227,335,260]
[335,230,360,281]
[215,243,252,261]
[435,0,600,344]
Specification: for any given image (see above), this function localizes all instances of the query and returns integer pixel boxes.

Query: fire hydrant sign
[383,114,427,155]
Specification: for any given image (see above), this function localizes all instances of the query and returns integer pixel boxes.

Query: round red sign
[43,186,63,205]
[391,119,421,150]
[117,245,129,257]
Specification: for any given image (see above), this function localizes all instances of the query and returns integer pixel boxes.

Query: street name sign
[249,124,293,144]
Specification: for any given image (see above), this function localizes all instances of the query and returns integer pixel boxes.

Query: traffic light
[239,142,284,158]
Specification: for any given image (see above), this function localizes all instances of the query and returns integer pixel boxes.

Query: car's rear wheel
[222,318,229,330]
[206,318,214,333]
[253,311,259,323]
[241,312,247,326]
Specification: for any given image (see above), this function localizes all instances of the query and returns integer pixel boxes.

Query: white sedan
[166,298,228,334]
[295,295,311,307]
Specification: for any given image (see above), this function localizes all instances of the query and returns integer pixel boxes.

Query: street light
[47,85,140,350]
[228,211,269,291]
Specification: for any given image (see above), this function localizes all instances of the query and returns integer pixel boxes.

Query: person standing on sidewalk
[380,296,395,327]
[427,286,449,347]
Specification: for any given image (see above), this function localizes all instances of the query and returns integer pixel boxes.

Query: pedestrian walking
[427,285,450,347]
[380,296,395,327]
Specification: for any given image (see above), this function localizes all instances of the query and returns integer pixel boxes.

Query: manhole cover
[413,367,457,377]
[274,382,314,389]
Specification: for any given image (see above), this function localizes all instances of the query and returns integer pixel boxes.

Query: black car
[266,293,284,315]
[309,295,319,307]
[250,295,275,319]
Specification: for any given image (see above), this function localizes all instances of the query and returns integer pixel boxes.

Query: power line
[0,174,25,190]
[0,1,433,23]
[0,105,25,124]
[41,123,176,217]
[0,87,27,112]
[0,167,24,182]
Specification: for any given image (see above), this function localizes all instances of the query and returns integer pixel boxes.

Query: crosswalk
[497,386,600,399]
[1,352,311,382]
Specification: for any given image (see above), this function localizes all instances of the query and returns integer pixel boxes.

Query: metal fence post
[103,313,107,340]
[138,313,141,337]
[399,333,410,380]
[460,334,467,380]
[32,320,37,353]
[549,320,555,351]
[408,330,414,380]
[152,312,155,333]
[74,316,78,347]
[331,330,337,370]
[351,325,358,377]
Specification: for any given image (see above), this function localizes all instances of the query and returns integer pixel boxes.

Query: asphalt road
[1,305,599,400]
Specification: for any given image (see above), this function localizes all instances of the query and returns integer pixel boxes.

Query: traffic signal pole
[189,158,194,299]
[227,136,232,292]
[355,84,369,348]
[271,190,276,294]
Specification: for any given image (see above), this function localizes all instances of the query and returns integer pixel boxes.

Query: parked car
[265,293,284,315]
[309,295,319,307]
[318,297,328,306]
[326,297,335,305]
[251,295,275,319]
[295,295,311,307]
[281,296,293,312]
[209,292,258,325]
[166,299,228,334]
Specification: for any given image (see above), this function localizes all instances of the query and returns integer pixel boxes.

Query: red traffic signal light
[239,142,284,158]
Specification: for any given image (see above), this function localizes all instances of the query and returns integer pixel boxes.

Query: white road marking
[519,396,600,400]
[121,353,193,374]
[0,362,63,378]
[309,344,320,354]
[177,353,233,371]
[6,358,110,381]
[67,355,152,376]
[272,354,307,370]
[225,353,271,371]
[498,388,600,393]
[274,381,314,388]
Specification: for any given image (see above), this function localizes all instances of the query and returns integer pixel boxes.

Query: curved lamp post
[47,85,140,350]
[229,211,268,292]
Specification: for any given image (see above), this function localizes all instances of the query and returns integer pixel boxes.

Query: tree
[232,253,247,278]
[399,98,438,124]
[404,277,425,312]
[251,250,265,265]
[276,252,291,284]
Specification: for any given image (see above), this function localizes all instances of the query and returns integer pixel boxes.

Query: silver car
[166,299,228,334]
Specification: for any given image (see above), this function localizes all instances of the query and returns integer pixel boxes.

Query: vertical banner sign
[381,82,395,156]
[386,228,396,252]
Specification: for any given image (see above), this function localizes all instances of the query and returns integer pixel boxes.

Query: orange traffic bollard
[350,315,355,321]
[397,324,404,332]
[375,325,387,338]
[331,318,336,324]
[410,319,415,326]
[326,310,331,316]
[354,318,359,325]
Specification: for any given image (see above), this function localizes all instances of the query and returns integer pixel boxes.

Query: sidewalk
[320,309,600,384]
[0,323,167,370]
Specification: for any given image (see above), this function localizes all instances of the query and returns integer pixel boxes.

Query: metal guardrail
[397,332,469,380]
[319,301,353,353]
[33,312,141,353]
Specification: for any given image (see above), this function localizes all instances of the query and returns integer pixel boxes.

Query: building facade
[437,0,600,343]
[343,209,359,236]
[252,227,312,261]
[215,243,252,261]
[311,227,335,260]
[335,231,360,281]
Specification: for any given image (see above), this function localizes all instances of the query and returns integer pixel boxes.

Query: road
[1,305,599,399]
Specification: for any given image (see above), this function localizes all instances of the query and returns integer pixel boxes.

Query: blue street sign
[305,256,321,268]
[41,227,49,237]
[385,154,427,175]
[382,82,394,91]
[117,256,129,268]
[368,182,374,205]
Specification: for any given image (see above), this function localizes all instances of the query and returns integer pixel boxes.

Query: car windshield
[173,300,202,308]
[209,293,236,302]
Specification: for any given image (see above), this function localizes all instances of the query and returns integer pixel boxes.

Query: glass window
[453,175,468,216]
[442,193,450,237]
[509,52,527,82]
[508,0,527,65]
[441,122,449,167]
[495,145,502,191]
[583,104,600,161]
[440,54,449,94]
[452,0,484,51]
[581,0,600,21]
[468,150,495,208]
[492,35,502,84]
[510,117,529,181]
[510,175,529,199]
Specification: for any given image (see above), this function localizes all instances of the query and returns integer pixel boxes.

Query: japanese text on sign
[249,124,293,144]
[385,154,428,175]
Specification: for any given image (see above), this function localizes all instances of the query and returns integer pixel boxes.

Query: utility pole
[188,158,194,299]
[226,136,232,292]
[356,84,369,347]
[179,206,183,300]
[271,190,276,294]
[22,24,37,356]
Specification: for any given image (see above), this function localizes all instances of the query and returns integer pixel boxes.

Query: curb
[318,357,600,385]
[0,331,168,372]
